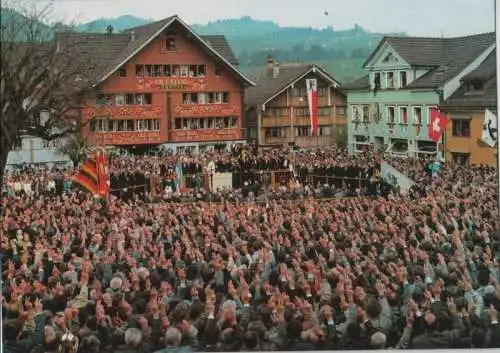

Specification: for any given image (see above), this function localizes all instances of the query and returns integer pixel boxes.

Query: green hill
[2,9,405,83]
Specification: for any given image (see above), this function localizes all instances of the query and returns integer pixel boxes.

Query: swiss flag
[428,108,448,142]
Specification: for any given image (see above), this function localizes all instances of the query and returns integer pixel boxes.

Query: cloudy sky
[36,0,494,37]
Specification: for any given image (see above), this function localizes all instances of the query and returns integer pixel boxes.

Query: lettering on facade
[173,128,240,142]
[136,78,206,91]
[83,106,163,120]
[173,104,239,116]
[94,131,161,145]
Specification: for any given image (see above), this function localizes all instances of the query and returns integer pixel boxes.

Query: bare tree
[58,130,92,168]
[0,1,96,185]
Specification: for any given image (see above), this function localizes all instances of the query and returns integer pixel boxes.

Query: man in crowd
[1,150,499,352]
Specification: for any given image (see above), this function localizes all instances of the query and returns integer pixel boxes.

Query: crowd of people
[2,147,499,353]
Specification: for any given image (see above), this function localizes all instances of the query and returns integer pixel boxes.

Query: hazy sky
[35,0,494,37]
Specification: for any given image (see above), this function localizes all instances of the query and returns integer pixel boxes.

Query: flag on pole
[428,108,448,142]
[72,150,109,198]
[306,78,318,136]
[96,149,110,198]
[481,109,498,147]
[72,155,99,196]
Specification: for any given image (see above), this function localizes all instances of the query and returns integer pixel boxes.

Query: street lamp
[208,160,216,199]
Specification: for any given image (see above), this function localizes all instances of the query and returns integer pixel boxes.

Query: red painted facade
[83,22,246,146]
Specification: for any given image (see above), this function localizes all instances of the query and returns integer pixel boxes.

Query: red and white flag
[306,78,318,136]
[428,108,448,142]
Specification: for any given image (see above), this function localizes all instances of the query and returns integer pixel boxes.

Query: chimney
[266,56,274,77]
[272,61,280,78]
[106,25,113,34]
[130,30,135,42]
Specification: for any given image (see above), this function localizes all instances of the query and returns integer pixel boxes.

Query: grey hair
[165,327,182,346]
[125,328,142,347]
[371,332,386,348]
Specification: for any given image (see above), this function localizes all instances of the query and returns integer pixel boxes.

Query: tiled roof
[56,16,252,86]
[342,75,370,91]
[441,50,497,110]
[200,35,238,66]
[246,64,310,106]
[245,64,340,106]
[407,33,495,89]
[462,50,496,82]
[55,32,131,82]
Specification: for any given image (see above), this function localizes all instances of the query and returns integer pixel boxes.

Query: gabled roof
[200,35,238,66]
[56,16,254,87]
[346,32,495,91]
[245,63,342,107]
[440,50,497,111]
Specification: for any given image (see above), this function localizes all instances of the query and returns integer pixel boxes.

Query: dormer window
[468,82,484,91]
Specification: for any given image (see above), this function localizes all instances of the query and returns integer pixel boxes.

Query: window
[115,95,125,106]
[317,87,327,97]
[154,65,162,77]
[171,65,180,77]
[387,72,394,88]
[165,37,176,52]
[467,82,484,91]
[42,139,62,149]
[452,152,470,166]
[198,65,206,77]
[198,92,207,104]
[222,92,230,103]
[362,105,369,123]
[214,92,223,104]
[399,107,408,124]
[293,87,307,97]
[145,65,153,77]
[96,94,106,106]
[91,118,110,132]
[318,107,330,116]
[337,107,346,115]
[136,119,149,131]
[426,106,436,125]
[180,65,189,77]
[118,67,127,77]
[400,71,407,88]
[413,107,422,125]
[319,126,332,136]
[265,127,284,138]
[296,126,310,137]
[162,65,171,77]
[175,119,182,129]
[387,106,395,123]
[296,107,309,117]
[150,120,160,131]
[135,65,144,77]
[374,73,381,89]
[125,94,135,105]
[215,65,222,77]
[452,119,471,137]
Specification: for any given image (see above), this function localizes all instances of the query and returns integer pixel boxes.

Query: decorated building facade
[58,16,254,153]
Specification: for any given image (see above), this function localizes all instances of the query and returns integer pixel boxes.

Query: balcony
[173,104,240,117]
[92,131,162,145]
[171,128,242,142]
[261,116,291,127]
[83,105,164,119]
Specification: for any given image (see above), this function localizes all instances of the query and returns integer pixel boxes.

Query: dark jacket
[3,313,45,353]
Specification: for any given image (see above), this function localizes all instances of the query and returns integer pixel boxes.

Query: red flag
[72,154,99,196]
[428,108,448,142]
[96,149,110,198]
[306,78,318,136]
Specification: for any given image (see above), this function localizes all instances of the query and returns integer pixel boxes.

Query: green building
[343,32,495,157]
